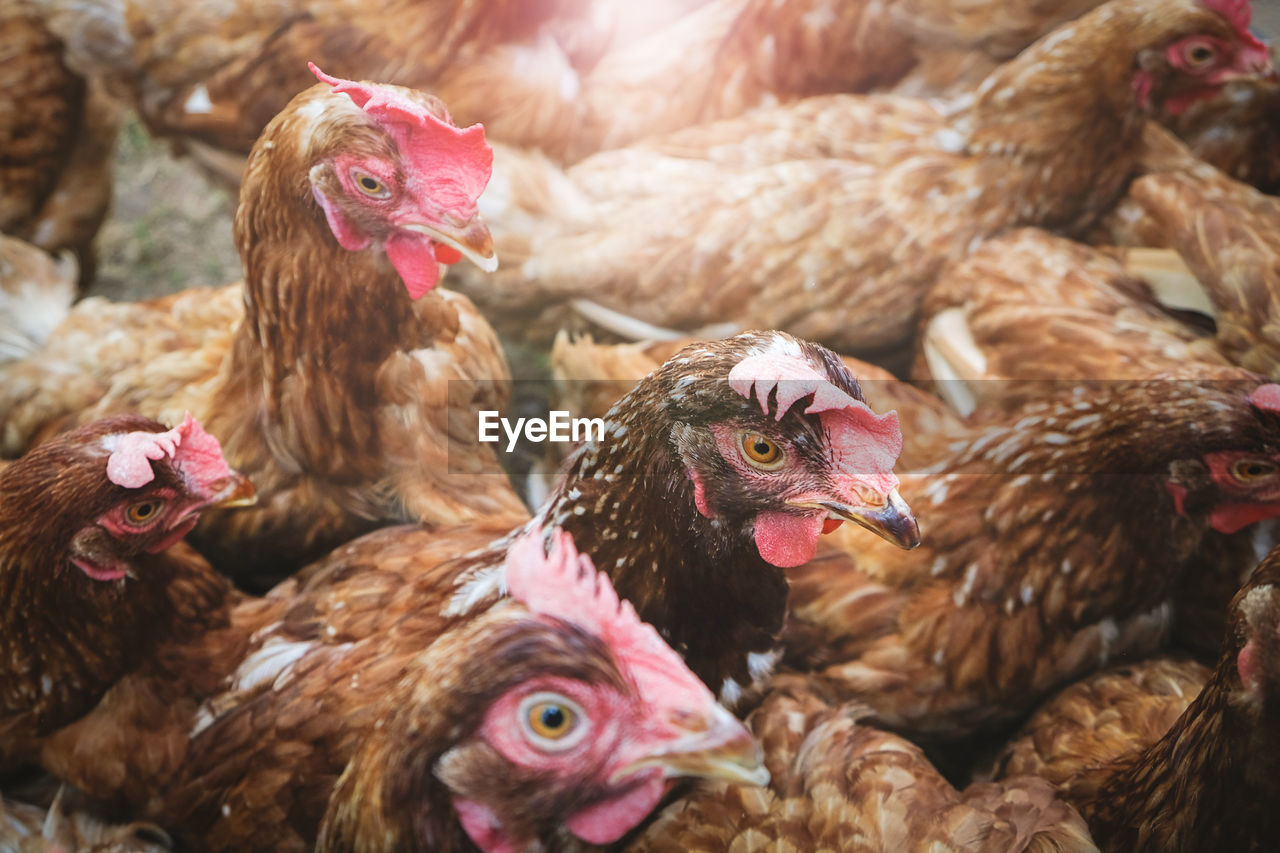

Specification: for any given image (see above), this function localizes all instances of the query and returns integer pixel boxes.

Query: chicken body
[0,0,118,283]
[631,675,1097,853]
[0,415,251,764]
[993,545,1280,851]
[782,376,1280,737]
[0,72,525,584]
[461,0,1272,355]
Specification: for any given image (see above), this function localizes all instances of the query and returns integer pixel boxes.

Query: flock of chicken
[1,0,1279,850]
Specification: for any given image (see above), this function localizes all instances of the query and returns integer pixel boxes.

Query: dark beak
[813,489,921,550]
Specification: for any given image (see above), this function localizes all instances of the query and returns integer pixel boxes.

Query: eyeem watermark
[479,410,606,453]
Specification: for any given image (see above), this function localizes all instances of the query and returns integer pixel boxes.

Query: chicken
[1156,38,1280,193]
[0,787,172,852]
[311,527,766,853]
[458,0,1273,355]
[1120,168,1280,376]
[913,228,1231,416]
[0,67,524,585]
[0,414,252,764]
[38,0,619,184]
[33,331,912,850]
[0,0,118,285]
[991,543,1280,851]
[631,674,1097,853]
[780,376,1280,738]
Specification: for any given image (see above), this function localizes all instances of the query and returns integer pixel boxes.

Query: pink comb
[505,526,712,702]
[106,413,233,490]
[729,352,903,493]
[309,63,492,216]
[1249,384,1280,415]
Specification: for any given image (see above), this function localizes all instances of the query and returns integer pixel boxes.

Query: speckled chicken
[0,68,524,586]
[991,542,1280,851]
[0,0,118,285]
[459,0,1272,355]
[0,414,251,765]
[630,674,1097,853]
[781,377,1280,738]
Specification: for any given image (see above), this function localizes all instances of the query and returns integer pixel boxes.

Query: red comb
[308,63,492,216]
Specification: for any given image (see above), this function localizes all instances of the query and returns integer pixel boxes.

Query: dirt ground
[88,119,241,303]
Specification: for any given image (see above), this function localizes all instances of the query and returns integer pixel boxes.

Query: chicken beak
[402,218,499,273]
[806,489,921,550]
[206,471,257,508]
[609,704,769,788]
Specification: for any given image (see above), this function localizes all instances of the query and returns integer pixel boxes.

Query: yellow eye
[125,500,162,525]
[528,700,575,739]
[1232,459,1278,482]
[519,692,586,750]
[739,431,784,469]
[352,170,389,198]
[1185,43,1216,66]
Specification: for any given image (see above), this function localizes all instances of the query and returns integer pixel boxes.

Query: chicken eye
[519,692,586,750]
[125,500,163,525]
[351,170,390,198]
[739,431,784,470]
[1184,42,1217,67]
[1231,459,1278,482]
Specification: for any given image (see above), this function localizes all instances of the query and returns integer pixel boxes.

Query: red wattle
[754,512,824,567]
[384,231,442,299]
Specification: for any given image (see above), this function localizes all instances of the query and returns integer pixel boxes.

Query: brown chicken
[0,0,118,285]
[0,787,172,852]
[311,527,766,853]
[40,0,622,183]
[458,0,1272,356]
[1121,168,1280,375]
[0,68,524,585]
[992,543,1280,851]
[33,331,914,850]
[780,375,1280,738]
[1157,38,1280,193]
[913,227,1232,416]
[631,675,1097,852]
[0,414,251,764]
